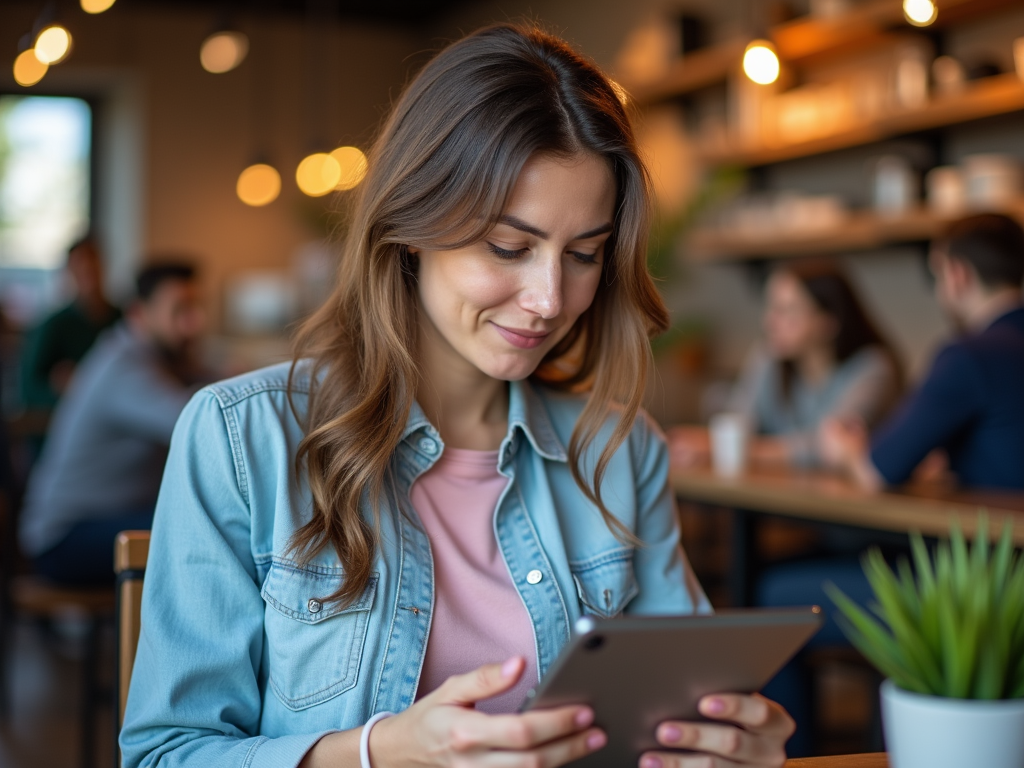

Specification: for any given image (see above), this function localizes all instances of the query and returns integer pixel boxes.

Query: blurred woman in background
[669,260,901,470]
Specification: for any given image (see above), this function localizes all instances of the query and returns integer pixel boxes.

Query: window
[0,94,92,322]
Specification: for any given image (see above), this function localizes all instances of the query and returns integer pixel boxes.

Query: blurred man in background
[19,261,206,585]
[822,213,1024,490]
[19,236,122,410]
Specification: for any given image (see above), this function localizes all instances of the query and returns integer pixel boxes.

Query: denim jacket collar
[399,378,568,463]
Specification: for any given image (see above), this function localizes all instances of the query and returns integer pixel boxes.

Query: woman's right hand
[370,656,606,767]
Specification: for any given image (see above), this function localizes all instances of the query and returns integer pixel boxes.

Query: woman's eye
[486,242,527,260]
[570,251,599,265]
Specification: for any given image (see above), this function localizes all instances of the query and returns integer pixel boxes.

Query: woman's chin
[477,355,544,382]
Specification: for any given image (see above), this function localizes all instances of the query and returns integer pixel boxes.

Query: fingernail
[575,708,594,728]
[501,657,521,678]
[586,731,606,750]
[660,724,682,743]
[640,756,662,768]
[702,697,726,715]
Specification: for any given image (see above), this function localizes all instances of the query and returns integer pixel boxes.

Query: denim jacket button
[307,598,323,614]
[526,569,543,585]
[419,437,439,455]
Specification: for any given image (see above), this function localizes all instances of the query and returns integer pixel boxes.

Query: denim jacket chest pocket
[260,560,378,711]
[569,548,639,618]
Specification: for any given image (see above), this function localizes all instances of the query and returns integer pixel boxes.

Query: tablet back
[521,608,822,768]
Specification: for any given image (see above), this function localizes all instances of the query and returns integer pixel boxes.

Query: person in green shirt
[19,236,122,410]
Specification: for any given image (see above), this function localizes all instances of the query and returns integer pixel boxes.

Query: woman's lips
[491,323,551,349]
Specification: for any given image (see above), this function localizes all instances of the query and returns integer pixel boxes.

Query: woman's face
[413,152,616,382]
[763,271,836,359]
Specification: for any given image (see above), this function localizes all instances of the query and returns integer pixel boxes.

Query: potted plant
[827,518,1024,768]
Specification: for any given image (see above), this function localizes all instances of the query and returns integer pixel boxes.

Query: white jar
[881,679,1024,768]
[962,154,1023,210]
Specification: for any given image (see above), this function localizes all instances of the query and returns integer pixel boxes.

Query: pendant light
[236,23,282,207]
[743,40,780,85]
[741,0,781,86]
[81,0,116,14]
[903,0,938,27]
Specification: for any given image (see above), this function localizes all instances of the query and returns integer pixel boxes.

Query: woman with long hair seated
[121,24,793,768]
[669,260,901,470]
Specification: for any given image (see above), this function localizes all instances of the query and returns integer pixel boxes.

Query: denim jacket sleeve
[625,413,711,616]
[119,391,336,768]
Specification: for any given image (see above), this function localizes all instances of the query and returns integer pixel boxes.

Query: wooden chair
[0,495,115,768]
[113,530,149,768]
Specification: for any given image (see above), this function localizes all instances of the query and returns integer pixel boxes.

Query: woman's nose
[519,255,563,319]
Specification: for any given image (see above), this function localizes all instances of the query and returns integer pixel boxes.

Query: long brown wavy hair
[289,23,670,606]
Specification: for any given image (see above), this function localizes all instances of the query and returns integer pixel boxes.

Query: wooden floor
[0,619,114,768]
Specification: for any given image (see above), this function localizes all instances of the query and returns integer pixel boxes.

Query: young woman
[669,260,900,470]
[121,25,793,768]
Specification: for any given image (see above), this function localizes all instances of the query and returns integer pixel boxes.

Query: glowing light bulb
[81,0,116,13]
[237,164,281,207]
[200,30,249,74]
[329,146,368,191]
[13,49,48,87]
[903,0,937,26]
[296,153,341,197]
[34,25,72,65]
[743,40,780,85]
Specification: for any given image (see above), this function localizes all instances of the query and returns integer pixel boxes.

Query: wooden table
[785,755,888,768]
[672,465,1024,604]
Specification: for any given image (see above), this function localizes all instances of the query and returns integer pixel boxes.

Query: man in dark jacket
[822,213,1024,491]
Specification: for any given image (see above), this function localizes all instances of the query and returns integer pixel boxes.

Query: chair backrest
[114,530,150,738]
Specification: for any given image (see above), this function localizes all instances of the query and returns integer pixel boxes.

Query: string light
[13,49,48,87]
[200,30,249,74]
[296,153,341,197]
[903,0,938,26]
[743,40,780,85]
[34,25,72,65]
[237,163,281,207]
[329,146,368,191]
[80,0,116,13]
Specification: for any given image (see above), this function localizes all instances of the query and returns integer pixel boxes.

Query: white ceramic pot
[881,679,1024,768]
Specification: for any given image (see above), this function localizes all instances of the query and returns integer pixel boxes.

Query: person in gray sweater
[669,259,901,469]
[19,262,206,584]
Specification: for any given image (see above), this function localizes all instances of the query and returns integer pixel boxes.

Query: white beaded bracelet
[360,711,395,768]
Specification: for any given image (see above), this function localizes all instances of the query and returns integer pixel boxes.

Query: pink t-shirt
[411,446,538,715]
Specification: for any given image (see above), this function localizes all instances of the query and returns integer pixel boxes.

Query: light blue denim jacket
[120,362,709,768]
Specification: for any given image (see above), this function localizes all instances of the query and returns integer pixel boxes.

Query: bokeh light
[743,40,780,85]
[329,146,368,191]
[13,50,48,87]
[200,31,249,74]
[237,163,281,207]
[81,0,117,13]
[34,26,72,66]
[903,0,938,26]
[296,153,341,197]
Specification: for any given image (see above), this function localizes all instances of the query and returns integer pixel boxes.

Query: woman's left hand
[640,693,793,768]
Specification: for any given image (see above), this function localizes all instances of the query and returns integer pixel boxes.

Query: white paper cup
[709,413,749,478]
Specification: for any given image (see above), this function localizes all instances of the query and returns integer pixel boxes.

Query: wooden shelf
[771,0,1017,65]
[632,0,1019,106]
[629,40,744,104]
[699,73,1024,167]
[687,208,949,261]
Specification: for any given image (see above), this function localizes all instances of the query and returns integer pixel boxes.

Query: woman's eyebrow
[498,215,614,241]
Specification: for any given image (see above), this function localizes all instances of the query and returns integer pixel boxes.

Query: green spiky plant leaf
[826,515,1024,699]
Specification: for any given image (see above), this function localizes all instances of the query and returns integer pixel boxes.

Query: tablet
[520,607,823,768]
